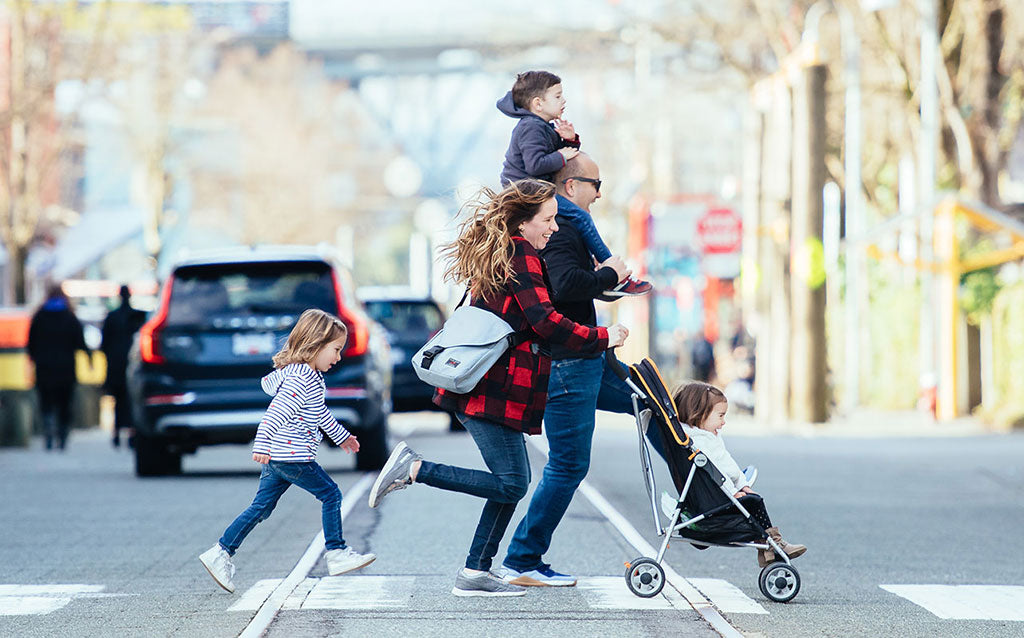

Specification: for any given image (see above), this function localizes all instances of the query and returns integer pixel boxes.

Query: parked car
[357,287,459,429]
[127,246,392,476]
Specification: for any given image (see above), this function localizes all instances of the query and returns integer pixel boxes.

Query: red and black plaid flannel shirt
[435,237,609,434]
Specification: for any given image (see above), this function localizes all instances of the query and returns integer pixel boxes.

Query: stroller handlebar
[605,347,630,381]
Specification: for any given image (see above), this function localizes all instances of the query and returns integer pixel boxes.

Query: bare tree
[0,0,113,303]
[191,44,398,247]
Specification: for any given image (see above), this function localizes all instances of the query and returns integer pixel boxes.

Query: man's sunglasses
[562,176,602,193]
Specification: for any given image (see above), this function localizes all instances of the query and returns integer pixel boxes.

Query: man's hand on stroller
[734,486,757,498]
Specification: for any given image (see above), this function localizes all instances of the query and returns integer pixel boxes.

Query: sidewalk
[595,408,999,438]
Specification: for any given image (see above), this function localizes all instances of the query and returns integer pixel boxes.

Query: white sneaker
[199,544,236,593]
[325,547,376,576]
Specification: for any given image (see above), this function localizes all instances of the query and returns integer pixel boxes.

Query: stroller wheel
[758,562,800,603]
[625,558,665,598]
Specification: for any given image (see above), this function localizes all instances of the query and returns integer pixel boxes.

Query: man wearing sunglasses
[552,169,652,299]
[497,153,661,588]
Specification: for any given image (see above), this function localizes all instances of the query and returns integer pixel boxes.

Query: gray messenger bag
[412,295,530,394]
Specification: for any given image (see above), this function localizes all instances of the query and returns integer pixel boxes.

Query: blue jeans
[560,206,612,263]
[416,416,531,571]
[219,460,345,555]
[503,353,641,572]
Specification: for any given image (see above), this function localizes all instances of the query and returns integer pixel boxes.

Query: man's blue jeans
[503,353,635,572]
[219,460,345,555]
[416,416,531,571]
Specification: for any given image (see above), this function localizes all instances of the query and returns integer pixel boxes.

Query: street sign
[696,208,742,254]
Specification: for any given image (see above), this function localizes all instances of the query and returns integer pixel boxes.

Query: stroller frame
[608,350,801,603]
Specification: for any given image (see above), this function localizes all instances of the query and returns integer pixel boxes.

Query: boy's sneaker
[368,441,421,508]
[199,544,236,593]
[325,547,376,576]
[498,565,577,587]
[604,277,653,297]
[452,569,527,597]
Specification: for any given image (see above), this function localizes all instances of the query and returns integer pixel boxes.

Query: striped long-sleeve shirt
[252,363,351,461]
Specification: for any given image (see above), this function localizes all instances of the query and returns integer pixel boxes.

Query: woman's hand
[607,324,629,348]
[252,453,270,464]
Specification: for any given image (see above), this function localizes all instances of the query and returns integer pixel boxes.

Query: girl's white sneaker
[326,547,376,575]
[199,544,236,593]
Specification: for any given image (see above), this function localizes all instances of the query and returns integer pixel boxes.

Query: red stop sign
[697,208,742,254]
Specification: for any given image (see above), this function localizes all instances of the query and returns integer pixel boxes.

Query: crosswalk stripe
[688,578,768,614]
[881,585,1024,621]
[228,579,282,612]
[301,576,415,609]
[0,584,121,616]
[576,576,676,610]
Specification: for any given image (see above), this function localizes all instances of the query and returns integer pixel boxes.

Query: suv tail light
[139,276,174,364]
[331,271,368,357]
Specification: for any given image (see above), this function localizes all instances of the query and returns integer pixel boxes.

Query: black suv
[127,247,392,476]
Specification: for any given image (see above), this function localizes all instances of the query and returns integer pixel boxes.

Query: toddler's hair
[272,308,347,368]
[511,70,561,110]
[672,382,727,429]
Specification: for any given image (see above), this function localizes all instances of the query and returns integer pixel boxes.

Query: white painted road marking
[688,578,769,614]
[302,575,414,609]
[0,584,120,616]
[881,585,1024,621]
[576,576,676,610]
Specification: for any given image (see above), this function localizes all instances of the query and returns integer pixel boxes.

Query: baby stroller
[607,350,801,603]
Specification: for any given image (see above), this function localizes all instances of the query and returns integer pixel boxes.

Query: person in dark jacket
[497,154,663,586]
[27,283,90,450]
[101,285,146,447]
[366,179,628,598]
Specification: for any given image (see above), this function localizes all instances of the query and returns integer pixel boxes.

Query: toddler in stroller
[673,381,806,567]
[607,351,806,602]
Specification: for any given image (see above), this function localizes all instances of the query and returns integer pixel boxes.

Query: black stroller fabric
[630,359,765,545]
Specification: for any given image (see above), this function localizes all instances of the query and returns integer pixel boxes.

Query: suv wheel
[355,416,389,471]
[135,435,183,476]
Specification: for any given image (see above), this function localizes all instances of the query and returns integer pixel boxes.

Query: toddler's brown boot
[767,526,807,559]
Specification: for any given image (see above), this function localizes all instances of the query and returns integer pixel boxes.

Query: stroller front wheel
[625,557,666,598]
[758,562,801,603]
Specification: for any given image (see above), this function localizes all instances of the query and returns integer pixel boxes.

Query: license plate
[232,332,276,356]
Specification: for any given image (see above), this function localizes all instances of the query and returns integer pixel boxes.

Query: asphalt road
[2,412,1022,637]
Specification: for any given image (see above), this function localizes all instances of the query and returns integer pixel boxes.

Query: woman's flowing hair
[440,179,555,301]
[272,308,347,368]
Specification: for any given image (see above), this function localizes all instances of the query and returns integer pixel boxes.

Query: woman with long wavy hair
[367,179,629,597]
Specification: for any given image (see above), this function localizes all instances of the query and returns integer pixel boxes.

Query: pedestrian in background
[27,283,90,451]
[101,284,146,447]
[691,331,716,383]
[199,309,375,594]
[367,179,628,598]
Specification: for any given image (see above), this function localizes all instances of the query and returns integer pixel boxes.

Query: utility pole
[790,64,828,422]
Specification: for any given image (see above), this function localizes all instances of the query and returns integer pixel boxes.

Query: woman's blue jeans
[415,416,531,571]
[219,460,345,555]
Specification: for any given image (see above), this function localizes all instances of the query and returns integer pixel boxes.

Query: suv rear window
[167,261,336,326]
[364,300,443,334]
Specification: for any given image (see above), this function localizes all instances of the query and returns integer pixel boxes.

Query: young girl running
[199,309,375,592]
[673,381,807,567]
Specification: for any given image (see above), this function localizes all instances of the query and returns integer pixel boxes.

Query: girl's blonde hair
[439,179,555,301]
[672,381,727,429]
[272,308,347,368]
